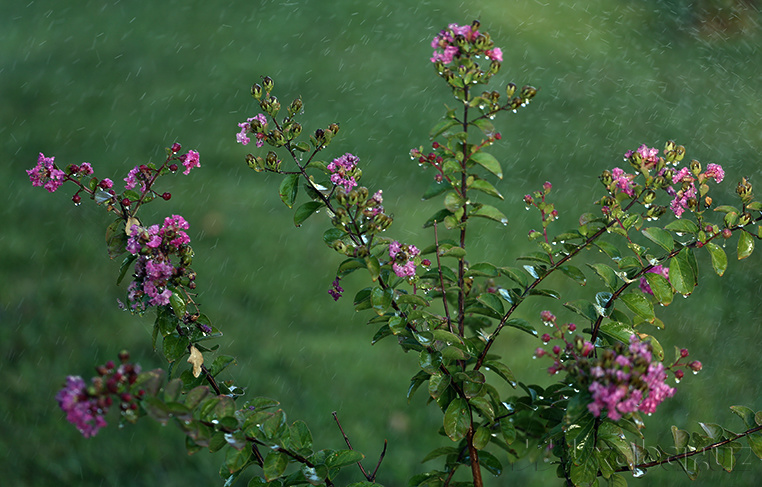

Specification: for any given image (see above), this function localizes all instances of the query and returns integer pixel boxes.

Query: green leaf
[595,240,622,259]
[642,227,674,251]
[559,265,586,286]
[162,333,187,362]
[326,449,364,468]
[169,291,186,319]
[263,451,287,481]
[587,263,619,291]
[278,174,299,208]
[469,396,495,422]
[116,254,137,286]
[477,292,504,315]
[748,432,762,459]
[444,192,466,212]
[564,299,598,323]
[423,208,453,228]
[705,242,727,276]
[105,218,128,259]
[422,179,450,200]
[504,318,537,337]
[443,398,470,441]
[471,118,496,136]
[478,450,503,476]
[599,321,636,345]
[185,386,210,409]
[620,293,654,321]
[294,201,324,227]
[645,272,673,306]
[468,151,503,179]
[730,405,756,428]
[738,230,755,260]
[483,360,517,387]
[465,262,499,277]
[670,248,696,295]
[469,204,508,225]
[468,179,503,199]
[664,219,699,234]
[430,118,458,139]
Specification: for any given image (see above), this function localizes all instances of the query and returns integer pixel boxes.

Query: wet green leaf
[422,179,450,200]
[477,292,504,315]
[559,265,586,286]
[564,299,598,323]
[170,291,186,319]
[278,174,299,208]
[599,321,636,345]
[665,219,699,234]
[470,204,508,225]
[620,293,654,321]
[116,254,137,286]
[504,318,536,337]
[423,209,453,229]
[738,230,755,260]
[478,449,503,475]
[443,397,470,441]
[466,262,499,277]
[293,201,324,227]
[105,218,128,259]
[468,179,503,199]
[670,248,696,295]
[468,151,503,179]
[587,263,619,291]
[483,360,517,387]
[263,450,287,480]
[704,242,727,276]
[645,272,672,306]
[642,227,674,251]
[730,405,756,428]
[430,118,459,139]
[325,449,364,468]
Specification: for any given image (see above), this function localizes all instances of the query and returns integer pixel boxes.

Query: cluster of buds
[431,21,503,86]
[331,187,392,257]
[27,153,115,204]
[56,351,143,438]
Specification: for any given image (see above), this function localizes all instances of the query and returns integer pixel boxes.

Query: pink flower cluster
[328,276,343,301]
[328,153,360,192]
[430,23,502,64]
[639,264,669,295]
[389,240,420,278]
[125,215,191,310]
[625,144,660,169]
[56,354,142,438]
[586,336,675,420]
[27,153,65,192]
[236,113,267,147]
[668,163,724,218]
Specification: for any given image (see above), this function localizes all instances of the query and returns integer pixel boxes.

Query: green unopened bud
[327,123,340,135]
[246,154,264,172]
[736,177,753,199]
[434,60,445,74]
[289,122,302,139]
[520,85,538,101]
[348,189,359,206]
[457,64,467,77]
[662,168,674,182]
[739,212,752,226]
[332,240,347,253]
[356,187,369,206]
[454,34,467,48]
[489,60,501,75]
[686,197,698,210]
[377,213,393,230]
[356,246,369,258]
[265,151,279,170]
[251,83,263,99]
[690,159,702,176]
[474,34,487,50]
[674,145,686,162]
[665,140,676,153]
[262,76,274,93]
[288,97,303,115]
[645,205,667,220]
[268,129,285,146]
[600,170,613,186]
[506,82,516,98]
[653,175,667,189]
[643,189,656,204]
[471,19,481,31]
[335,188,348,206]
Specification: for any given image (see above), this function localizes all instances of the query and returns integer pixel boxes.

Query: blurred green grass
[2,0,762,485]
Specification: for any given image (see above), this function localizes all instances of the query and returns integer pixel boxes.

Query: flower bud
[722,228,732,239]
[642,189,656,205]
[262,76,274,93]
[690,159,702,176]
[251,83,263,99]
[521,85,538,102]
[505,82,516,98]
[600,170,613,186]
[688,360,702,372]
[288,97,303,115]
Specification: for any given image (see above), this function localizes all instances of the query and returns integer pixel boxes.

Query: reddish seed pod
[169,163,178,172]
[162,192,172,201]
[171,142,182,153]
[675,369,684,380]
[72,194,81,204]
[680,348,689,358]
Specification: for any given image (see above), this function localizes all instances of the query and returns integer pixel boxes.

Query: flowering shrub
[28,20,762,487]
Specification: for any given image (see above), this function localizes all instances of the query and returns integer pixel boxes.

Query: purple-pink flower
[181,150,200,175]
[27,153,66,193]
[389,240,420,278]
[56,376,108,438]
[328,153,360,192]
[624,144,660,169]
[236,114,267,147]
[704,163,724,183]
[610,167,635,196]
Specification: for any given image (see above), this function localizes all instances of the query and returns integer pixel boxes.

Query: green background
[2,0,761,485]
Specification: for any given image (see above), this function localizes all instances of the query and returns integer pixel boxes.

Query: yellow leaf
[125,217,141,236]
[187,345,204,378]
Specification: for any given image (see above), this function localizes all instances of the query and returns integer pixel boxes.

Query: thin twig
[332,411,371,480]
[433,221,454,333]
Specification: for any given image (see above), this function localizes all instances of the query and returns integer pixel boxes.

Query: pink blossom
[328,153,360,192]
[124,166,142,191]
[56,376,108,438]
[27,153,66,193]
[704,163,724,183]
[486,48,502,62]
[611,167,635,196]
[389,240,419,278]
[625,144,660,169]
[182,150,200,175]
[236,114,267,147]
[672,167,694,184]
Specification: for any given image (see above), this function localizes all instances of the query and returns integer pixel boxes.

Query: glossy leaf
[738,230,755,260]
[468,151,503,179]
[620,293,654,321]
[559,265,586,286]
[325,449,364,468]
[105,218,128,259]
[564,299,598,323]
[665,219,699,234]
[278,174,299,208]
[293,201,324,227]
[478,449,503,475]
[430,118,458,139]
[642,227,674,251]
[468,179,503,199]
[599,321,636,344]
[470,204,508,225]
[422,179,449,200]
[670,248,696,295]
[466,262,499,277]
[443,397,470,441]
[645,272,673,306]
[263,451,287,480]
[587,263,618,291]
[705,242,727,276]
[483,360,517,387]
[504,318,537,337]
[477,292,504,315]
